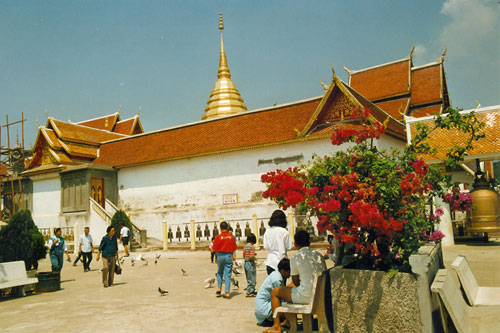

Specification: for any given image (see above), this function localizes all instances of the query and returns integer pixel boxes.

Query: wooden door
[91,177,105,208]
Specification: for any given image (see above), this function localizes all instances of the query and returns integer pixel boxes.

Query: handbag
[114,256,122,275]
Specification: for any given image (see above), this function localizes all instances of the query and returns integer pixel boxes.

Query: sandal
[216,291,222,298]
[245,293,256,297]
[223,293,231,299]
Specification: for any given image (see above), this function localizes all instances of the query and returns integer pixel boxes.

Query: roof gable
[78,112,121,131]
[114,116,144,135]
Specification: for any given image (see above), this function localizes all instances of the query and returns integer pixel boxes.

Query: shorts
[122,237,129,246]
[291,287,310,304]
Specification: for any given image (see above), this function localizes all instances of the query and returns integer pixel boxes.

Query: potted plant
[261,106,484,331]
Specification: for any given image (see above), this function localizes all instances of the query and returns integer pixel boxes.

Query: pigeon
[234,260,243,268]
[154,259,158,265]
[231,277,239,289]
[158,287,168,296]
[232,267,241,275]
[131,257,135,267]
[120,257,126,265]
[181,268,188,276]
[204,278,216,289]
[155,254,161,265]
[136,254,145,261]
[143,260,148,266]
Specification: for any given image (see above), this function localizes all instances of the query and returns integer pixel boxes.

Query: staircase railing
[104,198,146,248]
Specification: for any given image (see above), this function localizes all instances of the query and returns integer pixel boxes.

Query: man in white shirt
[120,224,130,256]
[78,227,93,272]
[264,230,326,333]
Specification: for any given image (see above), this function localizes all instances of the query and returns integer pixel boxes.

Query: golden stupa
[202,14,247,120]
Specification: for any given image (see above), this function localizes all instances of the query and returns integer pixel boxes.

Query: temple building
[4,15,474,243]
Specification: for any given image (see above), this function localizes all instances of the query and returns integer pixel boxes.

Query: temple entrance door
[91,177,105,208]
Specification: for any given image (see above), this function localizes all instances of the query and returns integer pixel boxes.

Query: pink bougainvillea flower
[429,231,446,242]
[435,208,444,217]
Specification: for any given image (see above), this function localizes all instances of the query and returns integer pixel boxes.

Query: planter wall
[328,243,442,332]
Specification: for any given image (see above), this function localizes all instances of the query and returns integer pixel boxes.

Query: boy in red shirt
[212,221,238,299]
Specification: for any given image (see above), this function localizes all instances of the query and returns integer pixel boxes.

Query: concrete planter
[26,269,37,294]
[328,243,443,332]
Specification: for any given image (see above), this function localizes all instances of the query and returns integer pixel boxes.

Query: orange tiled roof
[41,128,63,150]
[408,105,441,118]
[375,98,410,120]
[408,106,500,162]
[49,118,127,145]
[349,58,411,101]
[78,113,120,131]
[60,141,98,158]
[411,64,442,105]
[94,98,324,167]
[114,116,143,135]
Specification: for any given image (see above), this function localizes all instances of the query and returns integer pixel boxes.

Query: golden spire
[202,13,247,120]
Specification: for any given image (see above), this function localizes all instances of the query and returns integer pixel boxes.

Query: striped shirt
[243,244,256,261]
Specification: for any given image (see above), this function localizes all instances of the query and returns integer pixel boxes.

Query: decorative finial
[475,99,481,108]
[440,47,448,62]
[331,61,336,79]
[320,81,329,91]
[219,13,224,31]
[45,109,49,119]
[36,120,40,127]
[343,66,351,75]
[138,106,141,116]
[409,44,415,59]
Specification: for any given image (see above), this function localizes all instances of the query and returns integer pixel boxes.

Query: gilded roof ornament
[409,45,415,59]
[202,13,247,120]
[343,66,351,75]
[320,81,329,91]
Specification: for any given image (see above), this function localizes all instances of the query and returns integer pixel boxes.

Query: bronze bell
[235,222,242,239]
[184,225,190,240]
[168,226,173,241]
[244,222,251,237]
[176,226,182,241]
[466,178,500,234]
[259,221,266,237]
[213,223,219,237]
[196,224,202,240]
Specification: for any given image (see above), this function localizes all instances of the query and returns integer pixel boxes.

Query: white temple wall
[117,136,406,239]
[31,175,61,229]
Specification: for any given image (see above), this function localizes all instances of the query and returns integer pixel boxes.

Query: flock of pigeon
[116,254,263,296]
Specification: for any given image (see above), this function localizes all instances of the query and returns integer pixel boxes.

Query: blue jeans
[244,260,256,294]
[50,251,64,272]
[216,252,233,293]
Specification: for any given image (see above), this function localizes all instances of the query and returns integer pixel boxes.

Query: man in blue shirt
[96,226,118,287]
[255,258,290,326]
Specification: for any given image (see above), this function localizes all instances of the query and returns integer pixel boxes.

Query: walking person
[212,221,237,299]
[120,224,131,257]
[48,228,71,272]
[244,233,258,297]
[263,210,293,275]
[77,227,93,272]
[96,226,118,287]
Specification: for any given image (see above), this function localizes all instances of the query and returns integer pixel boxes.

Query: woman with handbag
[96,226,119,288]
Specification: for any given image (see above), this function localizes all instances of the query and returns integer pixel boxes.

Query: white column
[435,196,455,246]
[162,220,168,251]
[190,219,196,250]
[252,213,259,246]
[73,223,79,255]
[288,211,295,240]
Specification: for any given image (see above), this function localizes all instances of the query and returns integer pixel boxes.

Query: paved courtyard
[1,241,499,333]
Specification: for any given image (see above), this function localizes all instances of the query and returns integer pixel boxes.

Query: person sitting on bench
[264,230,326,333]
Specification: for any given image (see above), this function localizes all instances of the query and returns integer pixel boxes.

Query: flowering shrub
[443,186,474,212]
[262,106,484,273]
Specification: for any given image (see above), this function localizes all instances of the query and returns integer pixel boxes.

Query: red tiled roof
[94,99,323,167]
[78,113,120,131]
[411,64,442,105]
[375,98,410,120]
[408,106,500,162]
[349,59,410,101]
[49,119,127,145]
[408,105,441,118]
[114,117,143,135]
[41,128,63,150]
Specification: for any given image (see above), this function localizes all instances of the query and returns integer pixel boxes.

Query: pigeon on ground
[204,278,216,289]
[181,268,188,276]
[136,254,145,261]
[231,277,239,289]
[143,260,148,266]
[155,254,161,265]
[120,257,126,265]
[158,287,168,296]
[234,260,243,268]
[232,267,241,275]
[131,257,135,267]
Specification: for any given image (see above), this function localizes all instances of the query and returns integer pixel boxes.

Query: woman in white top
[263,210,293,275]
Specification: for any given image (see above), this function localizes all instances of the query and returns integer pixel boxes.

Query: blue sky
[0,0,498,147]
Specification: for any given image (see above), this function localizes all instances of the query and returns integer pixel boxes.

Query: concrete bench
[451,255,500,306]
[273,271,328,333]
[0,261,38,296]
[431,269,500,333]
